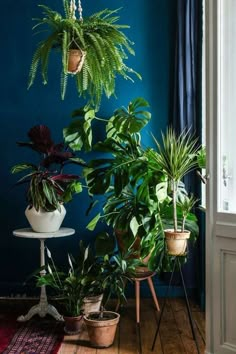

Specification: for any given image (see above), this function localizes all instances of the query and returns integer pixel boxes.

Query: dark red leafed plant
[11,125,86,212]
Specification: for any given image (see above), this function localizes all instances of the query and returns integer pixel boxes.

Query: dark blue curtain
[172,0,201,135]
[170,0,204,308]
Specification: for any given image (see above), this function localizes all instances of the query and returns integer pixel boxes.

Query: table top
[13,227,75,239]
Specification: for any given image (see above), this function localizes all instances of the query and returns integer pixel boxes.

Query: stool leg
[135,280,140,323]
[147,277,160,312]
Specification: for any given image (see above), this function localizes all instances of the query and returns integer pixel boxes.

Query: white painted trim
[205,0,218,353]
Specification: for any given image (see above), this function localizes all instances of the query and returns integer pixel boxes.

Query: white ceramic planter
[25,205,66,233]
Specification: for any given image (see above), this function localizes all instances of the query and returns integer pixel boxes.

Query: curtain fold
[172,0,201,135]
[170,0,204,307]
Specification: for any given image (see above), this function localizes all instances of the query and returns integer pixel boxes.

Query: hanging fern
[28,1,141,108]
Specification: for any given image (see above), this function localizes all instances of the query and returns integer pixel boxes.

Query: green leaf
[11,163,37,174]
[95,232,115,256]
[86,213,101,231]
[156,181,168,203]
[129,217,139,237]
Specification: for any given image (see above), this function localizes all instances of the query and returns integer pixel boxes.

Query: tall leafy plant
[151,128,199,232]
[28,1,141,108]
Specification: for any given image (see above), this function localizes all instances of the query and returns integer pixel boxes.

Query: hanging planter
[67,48,86,74]
[28,0,141,108]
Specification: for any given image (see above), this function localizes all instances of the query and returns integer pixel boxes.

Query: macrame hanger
[70,0,83,21]
[68,0,85,74]
[78,0,83,22]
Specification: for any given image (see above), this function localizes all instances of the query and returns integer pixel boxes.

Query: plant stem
[182,216,186,232]
[173,180,178,232]
[94,117,108,122]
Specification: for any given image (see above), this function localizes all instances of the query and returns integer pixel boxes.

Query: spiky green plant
[152,128,199,232]
[177,194,199,232]
[28,1,141,108]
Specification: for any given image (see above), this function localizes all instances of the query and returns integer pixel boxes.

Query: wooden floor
[59,298,205,354]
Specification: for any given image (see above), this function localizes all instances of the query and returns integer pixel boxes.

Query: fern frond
[61,70,68,100]
[28,46,42,88]
[62,30,69,73]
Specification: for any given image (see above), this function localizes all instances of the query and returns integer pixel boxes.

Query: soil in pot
[84,311,120,348]
[64,315,83,335]
[164,229,190,256]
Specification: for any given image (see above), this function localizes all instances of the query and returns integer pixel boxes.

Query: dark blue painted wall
[0,0,177,295]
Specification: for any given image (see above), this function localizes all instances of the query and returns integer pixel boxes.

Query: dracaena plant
[28,1,141,108]
[11,125,85,212]
[151,128,199,233]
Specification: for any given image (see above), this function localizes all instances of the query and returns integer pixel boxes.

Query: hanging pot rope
[70,0,83,21]
[68,0,85,74]
[78,0,83,22]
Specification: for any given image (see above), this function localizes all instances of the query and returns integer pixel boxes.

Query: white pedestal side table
[13,227,75,322]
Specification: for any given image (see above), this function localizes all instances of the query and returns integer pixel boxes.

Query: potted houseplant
[150,128,200,255]
[83,249,139,348]
[11,125,84,232]
[64,99,200,273]
[64,98,159,267]
[36,245,91,334]
[28,0,141,108]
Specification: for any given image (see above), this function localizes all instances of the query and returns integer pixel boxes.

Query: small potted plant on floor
[36,247,86,334]
[28,0,141,108]
[11,125,85,232]
[84,250,139,348]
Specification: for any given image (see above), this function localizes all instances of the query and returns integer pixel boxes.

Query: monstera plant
[28,0,141,108]
[64,98,200,273]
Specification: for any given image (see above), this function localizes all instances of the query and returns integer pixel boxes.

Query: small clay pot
[164,229,190,256]
[84,311,120,348]
[67,49,86,74]
[64,314,83,335]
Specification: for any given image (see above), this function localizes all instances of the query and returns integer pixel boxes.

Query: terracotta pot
[115,230,153,274]
[64,314,83,335]
[164,229,190,256]
[82,294,103,316]
[67,49,86,74]
[25,205,66,233]
[84,311,120,348]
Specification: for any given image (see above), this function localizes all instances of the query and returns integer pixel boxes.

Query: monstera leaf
[106,97,151,139]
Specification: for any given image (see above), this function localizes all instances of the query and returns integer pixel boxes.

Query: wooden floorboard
[170,298,205,354]
[140,299,163,354]
[0,298,205,354]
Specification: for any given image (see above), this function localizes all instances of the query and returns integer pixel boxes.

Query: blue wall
[0,0,177,295]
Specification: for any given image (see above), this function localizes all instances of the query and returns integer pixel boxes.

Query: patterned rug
[0,318,64,354]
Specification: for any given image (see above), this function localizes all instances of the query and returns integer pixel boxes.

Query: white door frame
[205,1,217,352]
[205,1,236,353]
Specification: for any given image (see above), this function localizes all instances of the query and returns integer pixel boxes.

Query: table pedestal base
[17,301,64,322]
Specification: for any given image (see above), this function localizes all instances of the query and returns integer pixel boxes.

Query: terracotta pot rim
[83,293,103,303]
[63,314,83,320]
[164,229,190,240]
[84,311,120,325]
